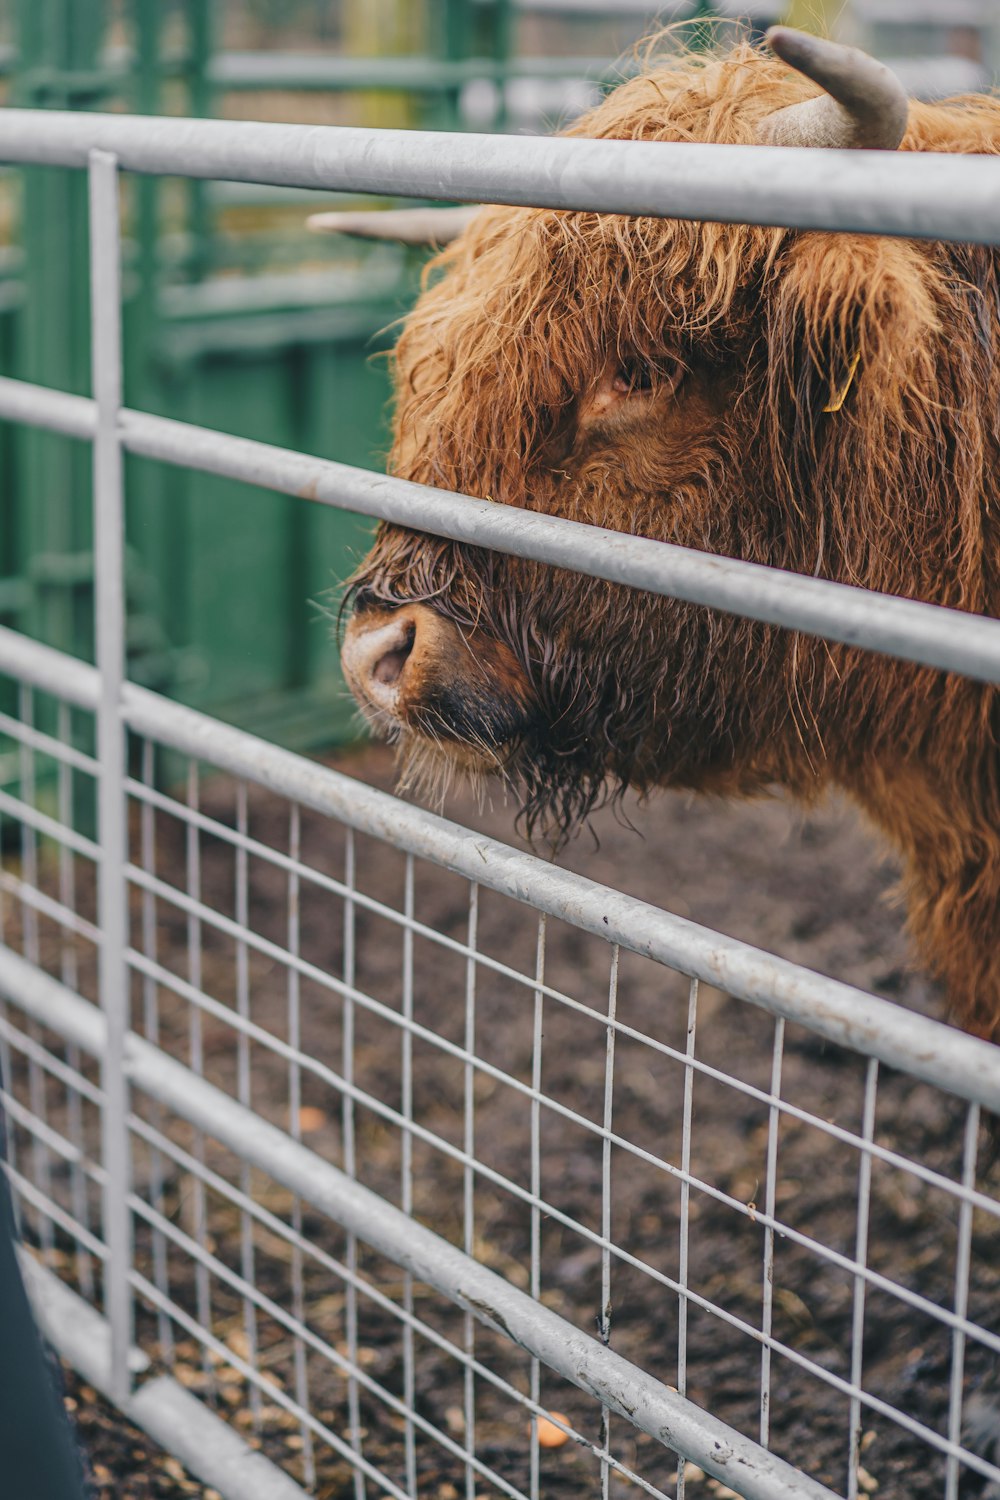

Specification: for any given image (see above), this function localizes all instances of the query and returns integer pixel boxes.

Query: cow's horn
[759,26,908,150]
[307,205,479,245]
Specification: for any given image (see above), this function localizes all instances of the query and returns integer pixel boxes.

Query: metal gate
[0,108,999,1500]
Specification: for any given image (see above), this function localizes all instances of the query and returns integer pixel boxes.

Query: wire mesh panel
[0,651,997,1500]
[0,683,103,1268]
[0,104,999,1500]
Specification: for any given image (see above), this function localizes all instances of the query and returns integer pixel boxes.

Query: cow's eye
[612,361,654,395]
[611,357,683,397]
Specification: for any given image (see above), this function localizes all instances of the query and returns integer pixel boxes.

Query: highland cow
[334,28,1000,1047]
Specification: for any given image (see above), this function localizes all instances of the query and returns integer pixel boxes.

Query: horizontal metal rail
[0,948,838,1500]
[0,376,97,443]
[3,107,1000,243]
[0,620,997,1113]
[208,52,620,90]
[19,1255,308,1500]
[3,375,1000,686]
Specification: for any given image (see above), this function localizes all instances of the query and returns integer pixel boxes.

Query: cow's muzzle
[341,603,533,752]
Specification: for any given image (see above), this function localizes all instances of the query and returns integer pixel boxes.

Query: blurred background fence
[0,0,999,771]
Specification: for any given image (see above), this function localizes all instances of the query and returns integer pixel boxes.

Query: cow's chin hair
[391,726,517,817]
[385,717,623,853]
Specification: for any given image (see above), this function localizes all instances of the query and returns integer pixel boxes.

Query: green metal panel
[184,362,310,704]
[2,0,414,756]
[122,264,410,742]
[11,0,103,670]
[0,282,23,626]
[0,0,727,763]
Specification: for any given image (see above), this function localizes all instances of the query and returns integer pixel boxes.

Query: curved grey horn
[307,205,479,246]
[759,26,909,150]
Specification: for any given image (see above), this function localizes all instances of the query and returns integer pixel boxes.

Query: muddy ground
[9,742,1000,1499]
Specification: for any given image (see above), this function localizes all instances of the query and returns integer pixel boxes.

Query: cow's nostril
[341,612,421,712]
[372,625,415,687]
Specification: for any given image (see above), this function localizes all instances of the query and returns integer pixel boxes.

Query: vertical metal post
[400,853,417,1498]
[688,1,721,53]
[234,779,261,1424]
[492,0,514,131]
[286,802,315,1486]
[58,700,94,1302]
[987,4,1000,92]
[89,147,132,1403]
[435,0,472,131]
[759,1015,785,1448]
[19,685,52,1255]
[186,0,213,282]
[140,737,171,1361]
[599,945,619,1500]
[945,1102,981,1500]
[676,975,698,1500]
[846,1059,878,1500]
[132,0,161,403]
[15,0,104,659]
[462,880,479,1500]
[528,913,547,1500]
[342,828,366,1500]
[185,759,214,1391]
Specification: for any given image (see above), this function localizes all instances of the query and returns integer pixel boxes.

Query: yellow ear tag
[823,350,862,414]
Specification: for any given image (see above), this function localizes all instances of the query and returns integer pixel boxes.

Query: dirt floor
[60,1365,220,1500]
[12,741,1000,1499]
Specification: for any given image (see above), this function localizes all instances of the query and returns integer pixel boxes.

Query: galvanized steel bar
[3,380,1000,685]
[0,951,841,1500]
[599,947,620,1500]
[233,781,262,1429]
[0,617,100,708]
[183,759,214,1399]
[207,51,620,91]
[0,374,96,439]
[0,617,996,1114]
[676,974,698,1490]
[400,854,418,1497]
[118,408,1000,686]
[2,107,1000,244]
[759,1016,785,1451]
[462,881,479,1500]
[56,695,95,1303]
[846,1059,876,1500]
[341,827,366,1500]
[284,804,316,1489]
[945,1104,982,1500]
[19,1255,309,1500]
[89,148,133,1404]
[17,684,51,1260]
[118,679,1000,1115]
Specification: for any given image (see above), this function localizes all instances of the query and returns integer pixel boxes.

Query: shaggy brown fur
[344,37,1000,1044]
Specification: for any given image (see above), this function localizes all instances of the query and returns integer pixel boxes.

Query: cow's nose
[341,610,420,714]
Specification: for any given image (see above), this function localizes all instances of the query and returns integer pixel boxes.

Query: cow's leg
[898,848,1000,1046]
[848,767,1000,1045]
